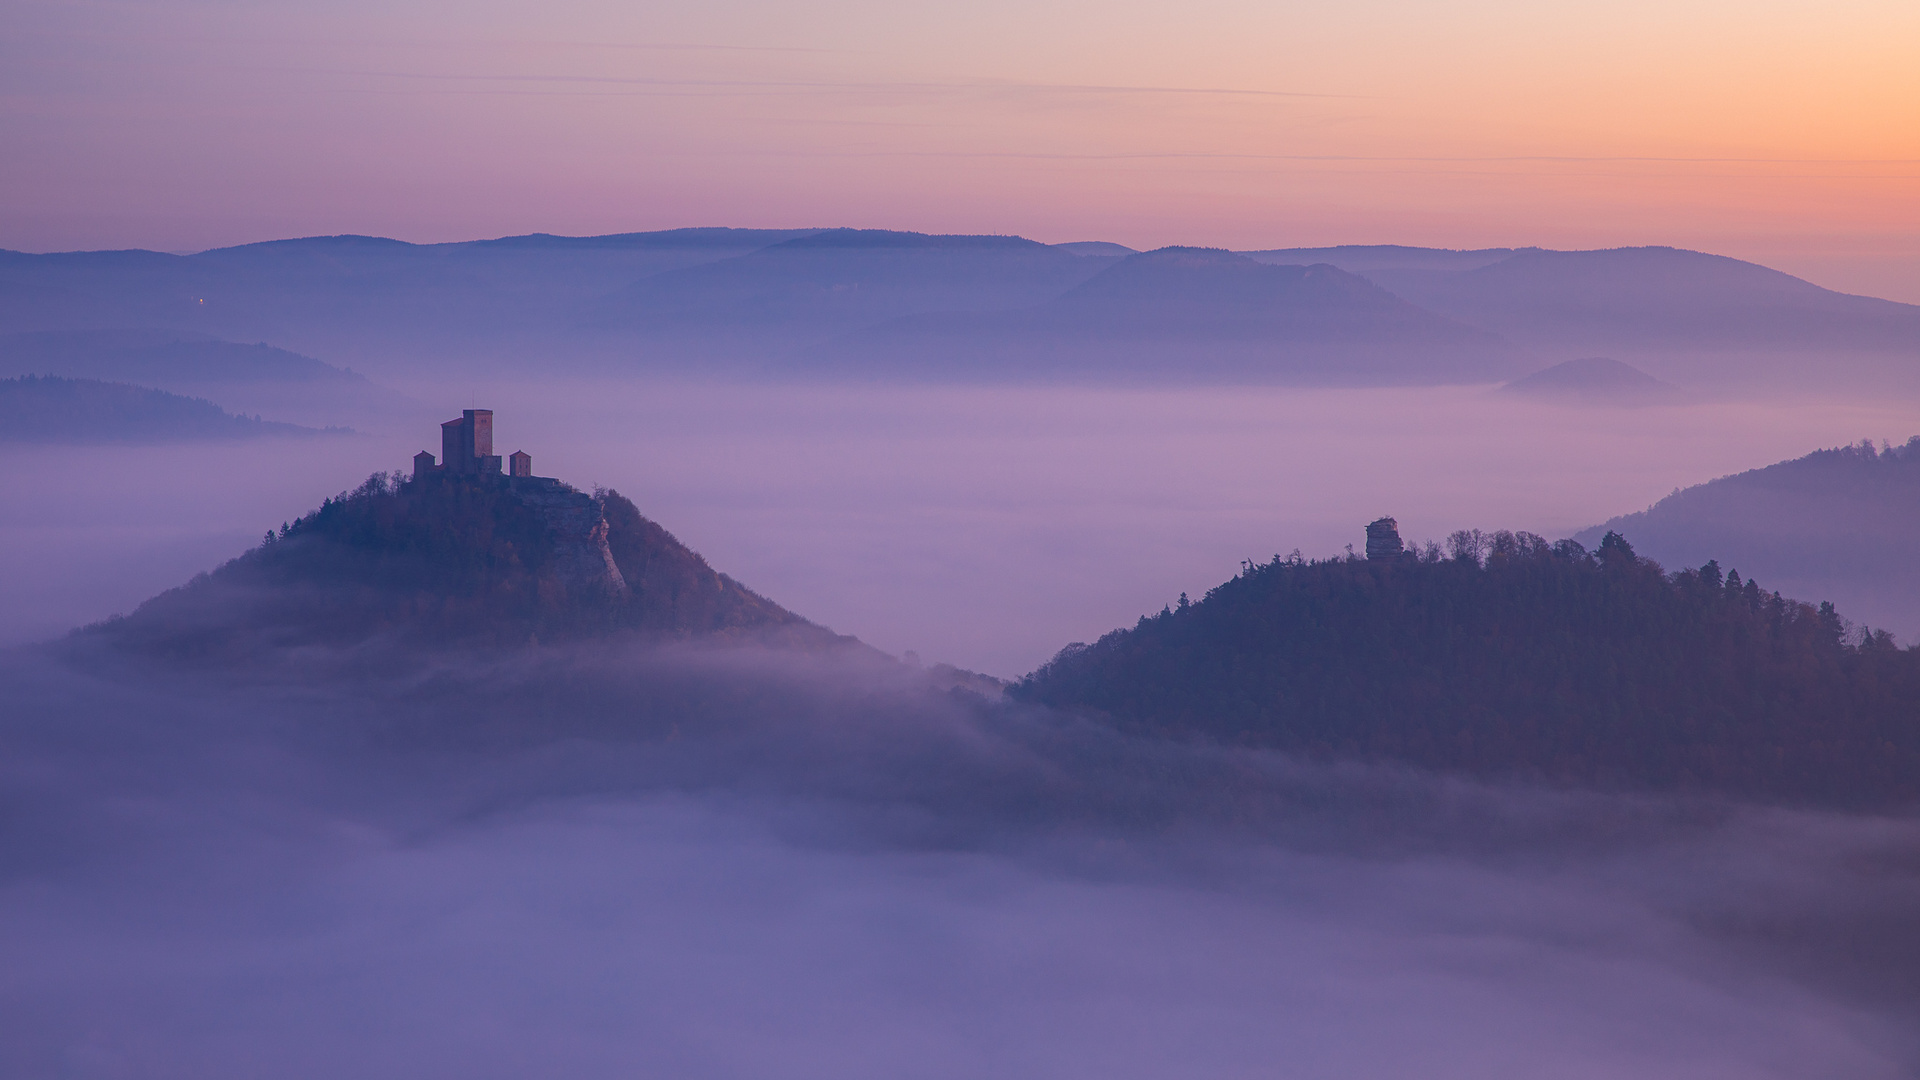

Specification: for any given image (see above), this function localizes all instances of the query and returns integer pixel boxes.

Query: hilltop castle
[409,409,626,596]
[413,409,533,479]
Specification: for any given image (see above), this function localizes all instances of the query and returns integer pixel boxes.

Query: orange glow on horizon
[3,0,1916,297]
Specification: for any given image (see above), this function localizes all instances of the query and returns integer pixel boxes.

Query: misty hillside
[0,328,400,426]
[1499,357,1685,405]
[1366,246,1920,361]
[1242,245,1519,273]
[0,375,341,442]
[833,248,1521,384]
[1017,532,1920,808]
[0,328,360,384]
[0,229,821,368]
[90,470,853,659]
[583,229,1113,346]
[1576,439,1920,642]
[1052,241,1138,257]
[7,231,1916,388]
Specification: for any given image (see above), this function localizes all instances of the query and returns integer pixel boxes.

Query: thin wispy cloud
[328,69,1345,99]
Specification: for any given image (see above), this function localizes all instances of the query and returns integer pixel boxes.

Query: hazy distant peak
[1242,244,1521,273]
[1461,245,1861,302]
[0,247,186,265]
[1135,245,1250,261]
[1071,248,1409,302]
[463,228,828,250]
[196,234,418,257]
[1500,357,1685,405]
[1482,243,1783,270]
[1051,241,1138,256]
[771,229,1051,251]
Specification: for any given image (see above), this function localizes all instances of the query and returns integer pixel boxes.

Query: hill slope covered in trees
[1576,439,1920,643]
[88,471,852,659]
[1017,532,1920,808]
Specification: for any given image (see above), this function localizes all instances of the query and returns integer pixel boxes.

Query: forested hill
[1016,532,1920,809]
[1576,438,1920,644]
[87,471,856,659]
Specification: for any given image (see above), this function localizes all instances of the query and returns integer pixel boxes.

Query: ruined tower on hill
[1365,517,1405,560]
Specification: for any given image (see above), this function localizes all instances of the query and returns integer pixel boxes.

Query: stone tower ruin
[1365,517,1405,560]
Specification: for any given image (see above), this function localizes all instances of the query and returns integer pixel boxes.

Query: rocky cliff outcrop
[509,477,628,600]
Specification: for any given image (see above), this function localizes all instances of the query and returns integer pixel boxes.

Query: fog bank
[3,382,1915,672]
[2,642,1917,1078]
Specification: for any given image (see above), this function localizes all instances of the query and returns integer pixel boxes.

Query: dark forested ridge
[88,471,853,659]
[1017,532,1920,808]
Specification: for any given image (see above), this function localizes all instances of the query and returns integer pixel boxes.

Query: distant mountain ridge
[583,228,1113,349]
[833,247,1520,384]
[0,228,828,369]
[1242,244,1520,273]
[4,230,1914,388]
[1365,246,1920,375]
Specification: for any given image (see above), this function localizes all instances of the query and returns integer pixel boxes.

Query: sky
[4,0,1918,300]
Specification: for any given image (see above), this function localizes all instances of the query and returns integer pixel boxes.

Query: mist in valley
[5,225,1919,1078]
[4,640,1918,1078]
[6,378,1915,674]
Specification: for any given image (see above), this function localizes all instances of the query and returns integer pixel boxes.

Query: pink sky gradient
[4,0,1917,299]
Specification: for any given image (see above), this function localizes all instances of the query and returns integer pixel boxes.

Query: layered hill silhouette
[0,229,823,368]
[1576,439,1920,643]
[1499,357,1686,405]
[88,469,853,659]
[0,328,397,426]
[1366,247,1920,362]
[584,229,1114,349]
[0,375,343,443]
[1017,531,1920,808]
[6,230,1916,388]
[833,248,1520,384]
[1243,244,1519,274]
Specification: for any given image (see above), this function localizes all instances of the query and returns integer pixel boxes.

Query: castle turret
[509,450,533,478]
[413,450,438,478]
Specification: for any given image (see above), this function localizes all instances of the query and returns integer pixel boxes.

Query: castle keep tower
[440,409,500,475]
[413,409,531,479]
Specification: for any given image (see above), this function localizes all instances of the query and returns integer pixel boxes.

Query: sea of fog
[3,643,1916,1078]
[3,381,1917,674]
